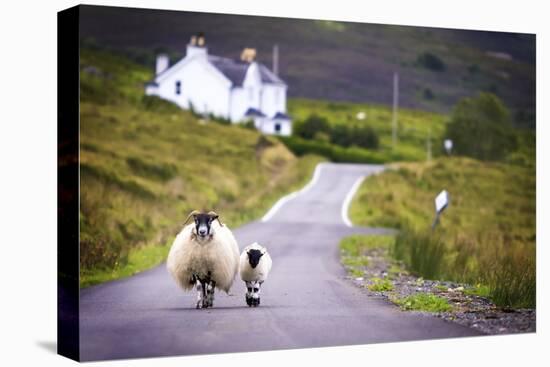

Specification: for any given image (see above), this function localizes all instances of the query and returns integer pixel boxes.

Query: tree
[445,93,518,161]
[294,114,331,140]
[417,52,446,72]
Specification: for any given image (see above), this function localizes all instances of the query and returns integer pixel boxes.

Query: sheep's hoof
[245,295,253,307]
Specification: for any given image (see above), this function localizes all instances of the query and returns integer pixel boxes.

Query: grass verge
[349,157,535,308]
[393,293,452,312]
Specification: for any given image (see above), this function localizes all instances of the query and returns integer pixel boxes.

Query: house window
[274,123,282,133]
[175,81,181,95]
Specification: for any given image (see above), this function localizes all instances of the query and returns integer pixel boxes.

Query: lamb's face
[193,213,217,240]
[247,249,264,269]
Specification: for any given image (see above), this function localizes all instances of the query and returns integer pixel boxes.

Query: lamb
[239,242,272,307]
[166,210,240,309]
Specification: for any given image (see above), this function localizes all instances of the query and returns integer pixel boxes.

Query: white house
[145,33,292,136]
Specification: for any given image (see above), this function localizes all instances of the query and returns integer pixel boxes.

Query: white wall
[242,62,262,108]
[258,118,291,136]
[155,57,231,119]
[229,88,249,122]
[260,84,287,117]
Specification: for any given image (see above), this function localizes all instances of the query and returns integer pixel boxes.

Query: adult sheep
[167,210,240,309]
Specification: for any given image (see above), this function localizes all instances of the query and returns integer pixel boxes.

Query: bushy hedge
[278,136,389,163]
[294,114,379,150]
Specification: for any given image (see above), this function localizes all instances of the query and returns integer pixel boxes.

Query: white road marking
[261,162,325,222]
[341,175,366,227]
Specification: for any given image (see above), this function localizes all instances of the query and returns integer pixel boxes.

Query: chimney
[240,48,256,63]
[197,32,205,47]
[186,32,208,58]
[155,54,169,75]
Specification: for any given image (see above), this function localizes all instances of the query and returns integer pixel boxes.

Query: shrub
[423,88,435,100]
[330,125,379,149]
[294,114,331,140]
[444,93,519,161]
[417,52,446,72]
[278,136,387,163]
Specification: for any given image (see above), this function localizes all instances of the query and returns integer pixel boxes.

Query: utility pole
[272,44,279,76]
[427,127,432,162]
[392,72,399,149]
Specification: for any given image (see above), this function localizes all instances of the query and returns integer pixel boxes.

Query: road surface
[80,163,480,361]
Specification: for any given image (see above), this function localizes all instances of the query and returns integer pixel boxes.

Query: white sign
[435,190,449,214]
[444,139,453,154]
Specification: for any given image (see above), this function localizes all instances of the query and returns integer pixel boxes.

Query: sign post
[432,190,449,230]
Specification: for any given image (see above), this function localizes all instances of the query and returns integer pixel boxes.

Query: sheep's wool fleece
[167,221,240,293]
[239,242,273,282]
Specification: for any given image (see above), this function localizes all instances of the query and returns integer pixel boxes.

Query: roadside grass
[286,98,447,162]
[368,278,394,292]
[393,293,452,312]
[340,234,395,255]
[463,284,491,298]
[340,234,395,278]
[78,47,324,287]
[349,157,535,308]
[80,240,172,288]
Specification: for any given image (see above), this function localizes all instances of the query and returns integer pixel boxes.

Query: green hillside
[79,5,535,127]
[349,157,535,307]
[79,48,323,287]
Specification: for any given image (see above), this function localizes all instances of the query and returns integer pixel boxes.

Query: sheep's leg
[257,281,264,306]
[200,279,209,308]
[245,281,253,306]
[205,280,215,308]
[252,281,261,307]
[195,279,204,309]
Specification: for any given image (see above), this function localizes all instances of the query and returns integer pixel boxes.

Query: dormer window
[175,81,181,95]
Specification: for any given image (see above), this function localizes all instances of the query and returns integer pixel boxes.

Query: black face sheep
[167,210,240,309]
[239,242,272,307]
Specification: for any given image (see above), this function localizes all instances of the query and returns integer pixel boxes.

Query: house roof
[244,107,266,117]
[208,55,286,87]
[258,64,284,85]
[207,56,249,86]
[149,52,286,88]
[145,81,159,87]
[273,112,291,120]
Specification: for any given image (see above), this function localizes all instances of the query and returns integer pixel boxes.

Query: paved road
[80,163,480,361]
